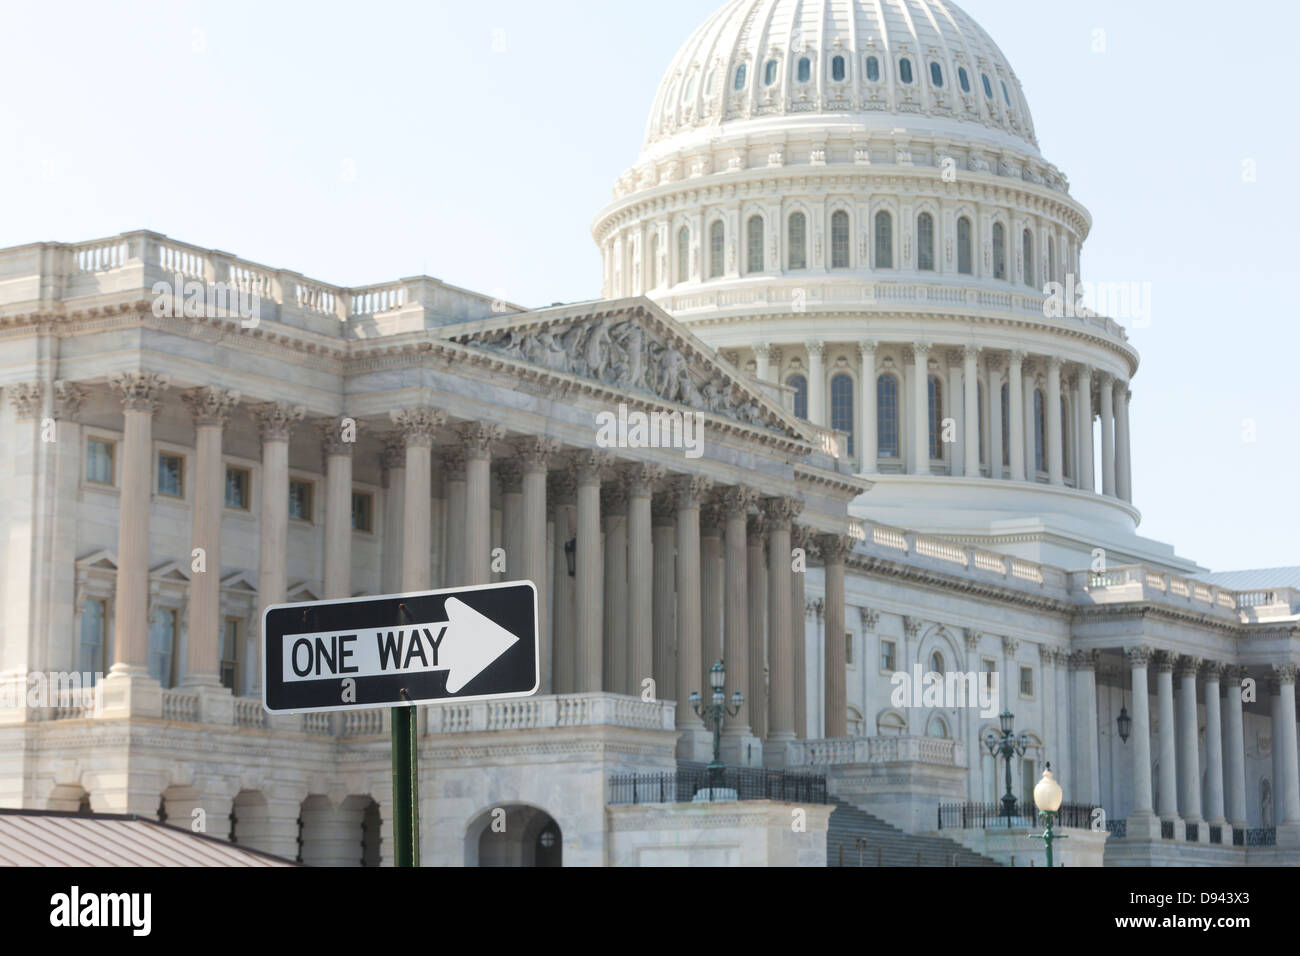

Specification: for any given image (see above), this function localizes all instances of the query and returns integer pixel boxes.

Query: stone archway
[465,804,562,867]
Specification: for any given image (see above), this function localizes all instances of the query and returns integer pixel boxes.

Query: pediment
[149,559,190,582]
[448,297,805,440]
[76,549,118,573]
[221,570,258,592]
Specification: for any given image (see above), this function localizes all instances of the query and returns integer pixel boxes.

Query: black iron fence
[608,766,829,805]
[1246,827,1276,847]
[936,801,1097,830]
[1185,821,1199,842]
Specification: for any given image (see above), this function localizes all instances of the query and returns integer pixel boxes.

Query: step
[825,799,1001,867]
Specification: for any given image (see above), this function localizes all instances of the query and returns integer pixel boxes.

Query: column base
[1276,822,1300,850]
[1185,816,1209,843]
[99,668,163,719]
[675,724,714,763]
[720,729,763,768]
[1125,811,1164,842]
[762,732,797,769]
[186,682,235,725]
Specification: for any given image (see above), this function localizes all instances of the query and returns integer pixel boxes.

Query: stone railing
[161,689,199,722]
[233,697,267,729]
[786,735,962,768]
[426,692,676,735]
[1069,567,1298,623]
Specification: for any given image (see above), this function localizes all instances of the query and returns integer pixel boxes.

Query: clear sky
[2,0,1296,572]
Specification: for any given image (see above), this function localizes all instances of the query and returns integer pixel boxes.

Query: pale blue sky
[2,0,1295,572]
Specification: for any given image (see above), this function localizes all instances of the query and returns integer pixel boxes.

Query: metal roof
[0,809,298,867]
[1192,567,1300,591]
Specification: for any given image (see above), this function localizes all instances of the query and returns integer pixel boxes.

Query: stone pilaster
[456,422,504,587]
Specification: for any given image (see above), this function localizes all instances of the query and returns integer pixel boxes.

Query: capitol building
[1,0,1296,867]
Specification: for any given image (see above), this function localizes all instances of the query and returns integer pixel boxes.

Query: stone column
[1099,372,1116,497]
[700,502,724,677]
[1115,382,1133,503]
[1125,647,1158,835]
[457,423,503,587]
[1275,664,1300,830]
[601,482,628,695]
[946,351,964,473]
[571,452,611,692]
[1046,357,1064,485]
[623,464,662,697]
[987,355,1003,480]
[1223,666,1248,828]
[107,372,170,678]
[379,434,406,594]
[549,469,576,694]
[1022,363,1037,478]
[746,513,768,750]
[444,449,466,588]
[1068,650,1101,804]
[1155,652,1180,823]
[1176,656,1203,826]
[754,343,771,383]
[962,346,980,477]
[180,386,240,689]
[519,438,559,692]
[1007,350,1026,480]
[392,410,444,592]
[720,487,757,760]
[857,340,878,473]
[250,402,303,692]
[910,342,931,475]
[820,534,852,739]
[498,459,524,583]
[674,475,713,756]
[806,341,825,426]
[651,492,677,704]
[764,498,800,765]
[319,417,357,600]
[1076,366,1094,492]
[791,526,811,739]
[1202,662,1227,826]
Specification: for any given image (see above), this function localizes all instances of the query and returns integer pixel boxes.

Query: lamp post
[983,709,1029,827]
[690,660,743,796]
[1032,762,1066,868]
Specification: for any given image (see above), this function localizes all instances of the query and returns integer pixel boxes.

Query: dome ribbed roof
[642,0,1037,159]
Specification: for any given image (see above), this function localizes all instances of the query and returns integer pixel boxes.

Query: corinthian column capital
[53,381,88,421]
[390,407,447,447]
[6,381,44,420]
[109,371,170,414]
[249,401,305,442]
[182,386,241,427]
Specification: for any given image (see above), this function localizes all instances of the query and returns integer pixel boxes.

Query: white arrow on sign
[280,597,520,694]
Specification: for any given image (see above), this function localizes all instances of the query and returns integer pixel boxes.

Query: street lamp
[690,660,743,797]
[1032,762,1066,868]
[983,709,1029,827]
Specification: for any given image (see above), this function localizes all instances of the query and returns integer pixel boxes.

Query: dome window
[831,55,846,82]
[797,57,811,84]
[1001,80,1011,105]
[705,69,717,96]
[764,59,778,86]
[898,57,913,84]
[787,212,807,270]
[684,73,698,103]
[958,66,970,93]
[865,55,880,82]
[981,73,993,99]
[929,62,943,87]
[734,63,747,90]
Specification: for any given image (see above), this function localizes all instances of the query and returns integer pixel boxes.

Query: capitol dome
[641,0,1039,162]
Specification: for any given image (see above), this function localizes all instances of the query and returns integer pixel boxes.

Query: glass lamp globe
[710,660,726,692]
[984,731,997,751]
[689,690,701,707]
[1033,763,1064,814]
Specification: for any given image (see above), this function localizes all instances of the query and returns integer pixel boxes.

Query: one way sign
[261,581,538,714]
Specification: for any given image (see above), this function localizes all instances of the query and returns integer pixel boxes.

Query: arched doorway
[466,804,562,867]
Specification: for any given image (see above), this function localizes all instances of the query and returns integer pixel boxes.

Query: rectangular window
[225,466,251,510]
[148,608,177,689]
[79,598,108,680]
[221,618,240,692]
[880,640,896,672]
[1021,758,1036,809]
[1020,665,1033,697]
[845,632,854,666]
[289,480,314,522]
[157,452,185,498]
[351,491,374,532]
[86,438,116,485]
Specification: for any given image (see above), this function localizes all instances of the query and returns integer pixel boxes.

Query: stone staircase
[825,799,1000,867]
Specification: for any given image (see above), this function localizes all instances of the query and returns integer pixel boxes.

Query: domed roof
[642,0,1037,160]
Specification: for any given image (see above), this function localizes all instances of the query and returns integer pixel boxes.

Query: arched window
[684,73,698,103]
[1001,80,1011,105]
[898,58,913,84]
[1023,228,1034,288]
[977,381,986,464]
[704,69,717,96]
[764,59,778,86]
[957,216,972,274]
[926,714,949,738]
[1033,387,1045,473]
[831,210,850,269]
[1000,383,1010,466]
[677,226,690,284]
[797,57,811,83]
[649,233,658,288]
[958,66,970,92]
[831,373,854,455]
[709,220,724,278]
[981,73,993,99]
[874,211,892,268]
[831,55,846,82]
[930,61,943,87]
[877,710,906,735]
[788,374,808,420]
[930,650,944,673]
[916,212,935,271]
[992,222,1006,280]
[877,374,900,458]
[746,215,764,274]
[787,212,807,270]
[928,375,944,460]
[865,55,880,82]
[734,63,747,90]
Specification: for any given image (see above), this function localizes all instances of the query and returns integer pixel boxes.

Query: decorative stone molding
[720,485,759,517]
[790,523,813,552]
[817,533,855,564]
[1154,650,1178,673]
[109,371,170,414]
[6,381,44,420]
[379,432,406,473]
[670,474,714,509]
[548,467,576,505]
[496,458,524,495]
[516,436,562,473]
[568,449,616,486]
[859,607,880,631]
[1125,645,1155,668]
[52,380,87,420]
[1201,660,1227,682]
[600,480,628,516]
[442,446,467,482]
[902,616,922,640]
[249,401,305,443]
[390,407,446,447]
[1001,635,1020,657]
[650,492,676,526]
[1176,655,1203,679]
[1038,643,1054,662]
[1067,649,1098,671]
[762,496,803,530]
[746,510,767,541]
[620,462,665,498]
[318,416,361,458]
[182,386,241,427]
[1273,663,1300,685]
[965,629,981,650]
[455,421,504,461]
